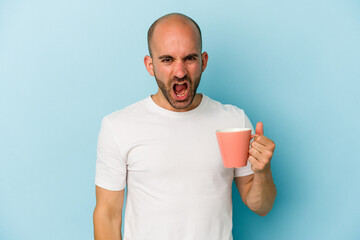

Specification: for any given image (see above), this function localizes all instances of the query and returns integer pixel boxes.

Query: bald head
[147,13,202,57]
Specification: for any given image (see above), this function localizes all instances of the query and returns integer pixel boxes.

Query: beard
[154,72,201,110]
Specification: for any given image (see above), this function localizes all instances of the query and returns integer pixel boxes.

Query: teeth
[175,82,185,85]
[176,89,188,97]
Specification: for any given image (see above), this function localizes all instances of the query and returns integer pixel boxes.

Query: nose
[173,61,187,79]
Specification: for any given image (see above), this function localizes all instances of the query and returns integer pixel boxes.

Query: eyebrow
[158,53,199,60]
[184,53,199,59]
[158,55,174,60]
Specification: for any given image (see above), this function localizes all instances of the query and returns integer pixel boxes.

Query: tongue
[174,84,186,93]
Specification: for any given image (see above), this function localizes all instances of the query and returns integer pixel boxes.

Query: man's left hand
[248,122,276,174]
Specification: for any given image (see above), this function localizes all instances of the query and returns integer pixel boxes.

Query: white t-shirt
[95,95,254,240]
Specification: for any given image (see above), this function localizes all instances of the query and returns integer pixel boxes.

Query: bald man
[93,13,276,240]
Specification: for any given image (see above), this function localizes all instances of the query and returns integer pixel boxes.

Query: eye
[186,56,197,61]
[161,58,172,63]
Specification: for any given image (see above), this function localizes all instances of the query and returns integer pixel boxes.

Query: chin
[169,94,196,110]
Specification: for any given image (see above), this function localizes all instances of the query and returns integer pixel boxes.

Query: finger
[251,141,267,153]
[251,138,275,152]
[249,147,267,163]
[251,145,274,162]
[249,147,261,159]
[255,122,264,135]
[248,155,260,171]
[253,135,276,151]
[248,155,268,172]
[248,154,270,173]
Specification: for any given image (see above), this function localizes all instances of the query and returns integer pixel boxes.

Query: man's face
[145,19,208,111]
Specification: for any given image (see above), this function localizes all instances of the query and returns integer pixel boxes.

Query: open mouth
[173,82,189,100]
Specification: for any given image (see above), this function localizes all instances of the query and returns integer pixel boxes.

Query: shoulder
[204,95,245,116]
[103,97,150,124]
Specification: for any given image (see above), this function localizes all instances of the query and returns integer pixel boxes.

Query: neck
[151,93,203,112]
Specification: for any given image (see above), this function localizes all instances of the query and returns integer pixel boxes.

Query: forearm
[93,210,122,240]
[245,169,276,216]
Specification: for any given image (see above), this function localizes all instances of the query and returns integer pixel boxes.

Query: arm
[93,186,125,240]
[235,169,276,216]
[235,122,277,216]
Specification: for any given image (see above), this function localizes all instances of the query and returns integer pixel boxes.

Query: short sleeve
[234,113,255,177]
[95,117,127,191]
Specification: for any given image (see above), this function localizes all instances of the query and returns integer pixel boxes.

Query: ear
[201,52,209,73]
[144,55,155,76]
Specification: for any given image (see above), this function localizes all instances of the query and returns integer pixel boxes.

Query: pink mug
[216,128,253,168]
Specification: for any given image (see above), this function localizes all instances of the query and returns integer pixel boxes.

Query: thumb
[255,122,264,135]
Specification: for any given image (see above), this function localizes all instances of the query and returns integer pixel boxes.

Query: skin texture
[235,122,277,216]
[144,15,208,112]
[93,13,277,240]
[93,186,125,240]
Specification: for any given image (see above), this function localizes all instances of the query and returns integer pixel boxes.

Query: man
[93,13,276,240]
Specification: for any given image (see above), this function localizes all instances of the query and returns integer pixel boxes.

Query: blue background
[1,0,359,239]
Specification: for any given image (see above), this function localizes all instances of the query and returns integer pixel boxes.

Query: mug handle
[251,134,259,139]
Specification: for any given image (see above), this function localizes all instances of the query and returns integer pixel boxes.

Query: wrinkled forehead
[151,18,201,56]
